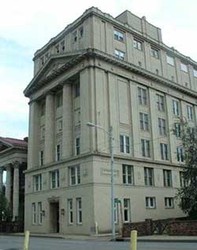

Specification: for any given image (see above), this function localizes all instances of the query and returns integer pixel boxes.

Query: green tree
[0,191,12,222]
[176,121,197,219]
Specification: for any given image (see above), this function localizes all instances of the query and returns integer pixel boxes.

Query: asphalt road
[0,236,197,250]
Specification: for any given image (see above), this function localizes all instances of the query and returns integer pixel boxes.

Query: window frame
[133,38,143,51]
[164,197,174,209]
[163,169,172,187]
[141,139,151,158]
[186,105,194,121]
[120,135,130,154]
[156,94,165,111]
[67,199,73,224]
[76,198,82,224]
[158,118,166,136]
[177,146,184,162]
[33,174,42,192]
[172,100,180,116]
[145,197,156,209]
[160,143,169,160]
[166,55,174,66]
[32,203,37,225]
[114,29,124,42]
[122,164,134,185]
[140,112,149,131]
[50,170,60,189]
[144,167,154,186]
[151,47,159,59]
[123,198,131,223]
[114,49,125,60]
[138,87,148,105]
[69,165,81,186]
[38,202,43,224]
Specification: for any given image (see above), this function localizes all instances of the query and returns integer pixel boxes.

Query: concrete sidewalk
[6,232,197,242]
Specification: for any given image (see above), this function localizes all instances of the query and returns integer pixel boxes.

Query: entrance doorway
[49,201,59,233]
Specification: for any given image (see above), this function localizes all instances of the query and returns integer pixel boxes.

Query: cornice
[24,48,197,99]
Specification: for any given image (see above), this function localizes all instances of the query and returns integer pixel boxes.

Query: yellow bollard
[130,230,137,250]
[23,230,30,250]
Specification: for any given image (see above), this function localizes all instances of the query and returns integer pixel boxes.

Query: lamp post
[87,122,115,240]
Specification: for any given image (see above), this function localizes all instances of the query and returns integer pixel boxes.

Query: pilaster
[62,84,73,158]
[44,93,55,164]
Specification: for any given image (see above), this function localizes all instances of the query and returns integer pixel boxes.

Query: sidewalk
[7,232,197,242]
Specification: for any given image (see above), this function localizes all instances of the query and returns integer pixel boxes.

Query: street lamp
[87,122,115,240]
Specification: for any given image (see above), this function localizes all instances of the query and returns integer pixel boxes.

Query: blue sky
[0,0,197,139]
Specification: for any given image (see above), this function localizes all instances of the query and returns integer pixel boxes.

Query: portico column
[0,167,3,192]
[62,83,73,158]
[12,161,20,221]
[5,164,11,204]
[44,93,55,164]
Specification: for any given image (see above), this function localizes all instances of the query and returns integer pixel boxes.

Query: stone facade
[24,7,197,235]
[0,137,27,221]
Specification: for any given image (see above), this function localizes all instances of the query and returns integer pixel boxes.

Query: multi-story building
[24,7,197,235]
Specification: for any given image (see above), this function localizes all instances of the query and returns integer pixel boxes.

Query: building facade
[0,137,27,221]
[24,7,197,235]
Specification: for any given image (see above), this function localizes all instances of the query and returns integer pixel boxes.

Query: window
[74,82,80,97]
[123,199,130,222]
[181,62,188,72]
[41,127,45,140]
[39,151,44,166]
[122,165,134,185]
[158,118,166,136]
[187,105,194,121]
[138,87,148,105]
[114,30,124,42]
[193,69,197,77]
[163,169,172,187]
[133,39,142,51]
[56,144,61,161]
[69,165,80,185]
[177,146,184,162]
[144,167,154,186]
[114,199,118,224]
[50,170,59,189]
[68,199,73,224]
[145,197,156,209]
[164,197,174,208]
[172,100,180,116]
[56,92,63,108]
[140,113,149,131]
[79,26,84,38]
[120,135,130,153]
[160,143,169,160]
[156,94,165,111]
[55,44,60,53]
[166,55,174,66]
[73,31,77,42]
[151,47,159,59]
[174,123,181,138]
[38,202,43,224]
[32,203,36,224]
[141,139,151,157]
[115,49,125,60]
[33,174,42,191]
[61,41,65,51]
[57,120,63,132]
[76,198,82,224]
[75,137,80,155]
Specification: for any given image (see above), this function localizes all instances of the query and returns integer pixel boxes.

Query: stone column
[44,93,55,164]
[0,167,3,192]
[62,83,73,158]
[13,161,20,221]
[28,101,40,168]
[5,164,11,204]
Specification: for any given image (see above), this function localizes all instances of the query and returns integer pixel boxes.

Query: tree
[0,191,12,222]
[176,121,197,219]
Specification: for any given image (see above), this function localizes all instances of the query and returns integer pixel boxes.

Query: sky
[0,0,197,139]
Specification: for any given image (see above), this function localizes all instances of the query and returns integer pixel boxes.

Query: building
[24,7,197,235]
[0,137,27,221]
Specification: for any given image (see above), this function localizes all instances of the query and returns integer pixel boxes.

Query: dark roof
[0,137,28,149]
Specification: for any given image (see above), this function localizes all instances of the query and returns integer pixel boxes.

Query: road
[0,236,197,250]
